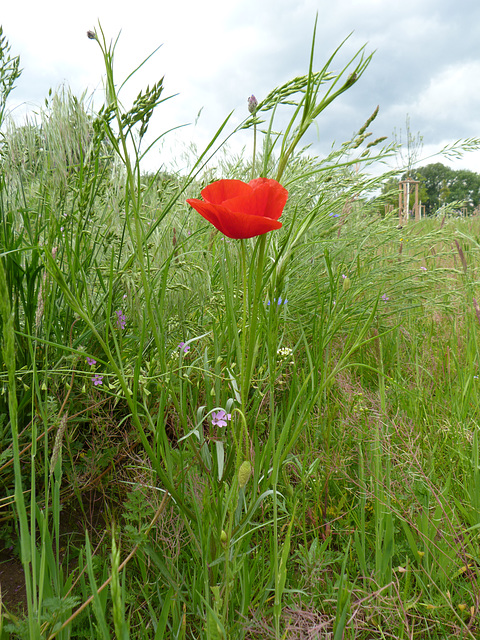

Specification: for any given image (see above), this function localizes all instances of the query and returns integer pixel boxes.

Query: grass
[1,20,480,640]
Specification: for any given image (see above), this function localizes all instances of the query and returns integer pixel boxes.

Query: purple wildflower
[329,213,340,218]
[92,374,103,386]
[178,341,190,354]
[381,294,389,302]
[116,310,126,330]
[86,357,96,366]
[420,266,427,271]
[211,410,232,428]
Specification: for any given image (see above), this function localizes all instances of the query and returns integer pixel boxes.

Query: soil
[0,488,109,616]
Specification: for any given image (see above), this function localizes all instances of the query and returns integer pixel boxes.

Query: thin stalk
[242,234,267,412]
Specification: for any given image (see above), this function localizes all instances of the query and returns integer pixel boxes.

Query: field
[1,25,480,640]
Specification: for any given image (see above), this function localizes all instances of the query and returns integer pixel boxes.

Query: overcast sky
[3,0,480,176]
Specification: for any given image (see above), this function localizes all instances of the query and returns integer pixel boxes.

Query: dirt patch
[0,549,27,613]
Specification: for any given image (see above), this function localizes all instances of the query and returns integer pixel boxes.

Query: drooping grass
[1,21,480,640]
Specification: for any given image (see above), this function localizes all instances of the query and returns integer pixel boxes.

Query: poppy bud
[342,276,351,292]
[247,95,258,115]
[238,460,252,488]
[87,30,96,40]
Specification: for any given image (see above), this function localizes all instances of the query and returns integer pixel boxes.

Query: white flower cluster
[277,347,294,365]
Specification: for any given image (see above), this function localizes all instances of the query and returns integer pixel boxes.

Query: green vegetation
[1,21,480,640]
[380,163,480,216]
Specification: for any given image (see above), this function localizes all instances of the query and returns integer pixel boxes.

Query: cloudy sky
[2,0,480,175]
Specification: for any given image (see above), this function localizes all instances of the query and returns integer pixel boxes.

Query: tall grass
[1,20,480,640]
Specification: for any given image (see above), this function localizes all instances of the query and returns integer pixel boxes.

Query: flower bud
[238,460,252,488]
[342,276,351,292]
[87,30,97,40]
[247,95,258,115]
[220,530,228,548]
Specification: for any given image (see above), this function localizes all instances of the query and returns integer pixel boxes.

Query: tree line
[381,163,480,216]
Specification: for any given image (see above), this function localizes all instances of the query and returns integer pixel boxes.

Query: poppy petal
[187,199,282,239]
[201,179,252,205]
[187,178,288,239]
[249,178,289,220]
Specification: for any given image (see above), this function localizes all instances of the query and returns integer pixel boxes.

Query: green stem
[251,123,257,181]
[242,234,267,415]
[240,240,248,413]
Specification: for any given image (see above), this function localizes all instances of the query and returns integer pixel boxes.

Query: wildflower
[211,410,231,428]
[381,294,389,302]
[92,374,103,386]
[247,95,258,114]
[87,30,96,40]
[329,213,340,218]
[86,357,96,366]
[178,341,190,354]
[420,266,427,271]
[267,297,288,306]
[186,178,288,239]
[116,310,126,330]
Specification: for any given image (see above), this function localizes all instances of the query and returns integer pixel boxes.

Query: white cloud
[414,61,480,129]
[2,0,480,174]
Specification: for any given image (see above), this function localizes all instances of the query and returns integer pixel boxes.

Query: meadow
[1,23,480,640]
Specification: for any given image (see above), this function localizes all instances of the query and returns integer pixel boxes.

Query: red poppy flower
[186,178,288,239]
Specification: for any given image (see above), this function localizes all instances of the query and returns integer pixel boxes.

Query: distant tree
[410,163,450,215]
[377,163,480,217]
[447,169,480,209]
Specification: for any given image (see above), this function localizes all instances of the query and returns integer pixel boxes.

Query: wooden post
[399,179,420,224]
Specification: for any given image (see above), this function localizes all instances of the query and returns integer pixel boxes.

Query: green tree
[412,163,452,215]
[448,169,480,209]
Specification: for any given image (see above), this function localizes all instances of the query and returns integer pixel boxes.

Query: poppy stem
[251,122,257,181]
[242,234,267,415]
[240,239,248,411]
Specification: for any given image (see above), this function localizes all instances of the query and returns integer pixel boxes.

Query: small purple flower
[92,374,103,386]
[178,341,190,354]
[381,294,389,302]
[86,357,96,366]
[420,266,427,271]
[116,310,126,330]
[267,297,288,306]
[329,213,340,218]
[342,274,347,279]
[211,410,232,428]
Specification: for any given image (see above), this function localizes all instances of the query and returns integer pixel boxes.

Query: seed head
[238,460,252,489]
